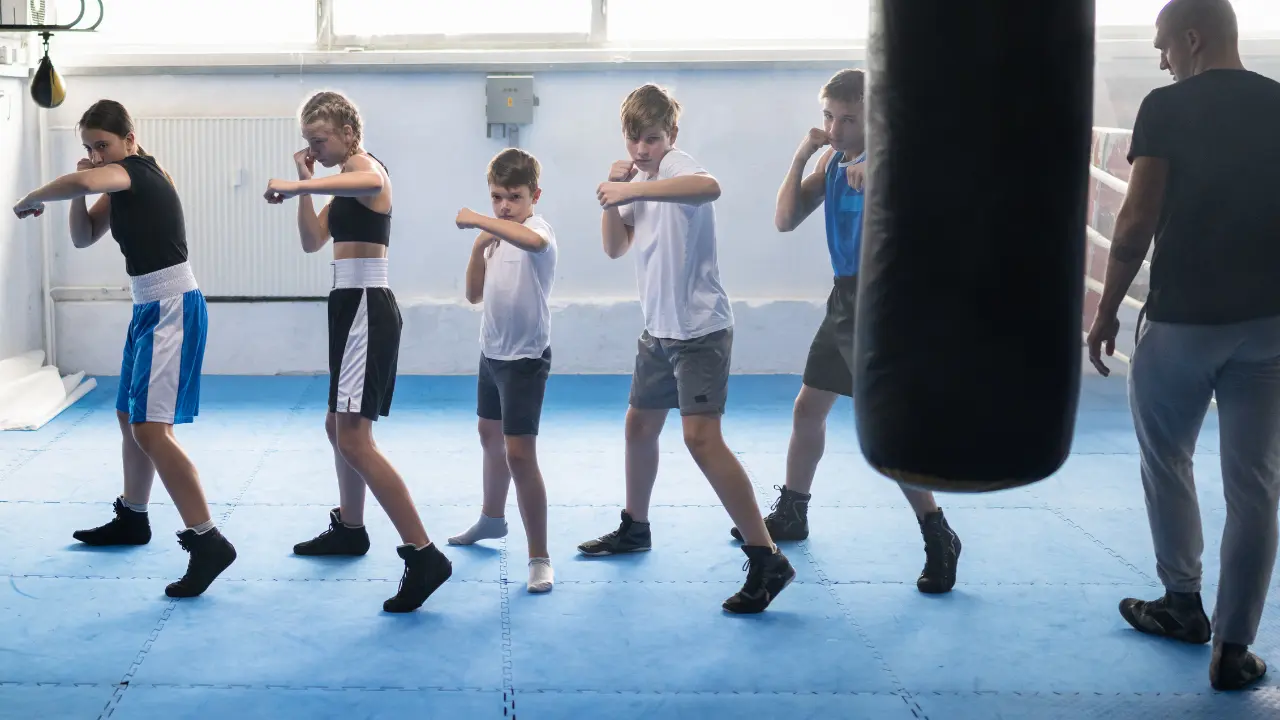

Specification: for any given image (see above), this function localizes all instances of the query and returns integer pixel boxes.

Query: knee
[335,427,372,464]
[325,414,339,446]
[505,441,537,478]
[792,391,831,427]
[625,409,664,444]
[682,417,721,457]
[478,420,506,454]
[130,423,168,455]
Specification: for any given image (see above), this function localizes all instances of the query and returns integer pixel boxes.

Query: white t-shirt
[480,214,557,360]
[618,149,734,340]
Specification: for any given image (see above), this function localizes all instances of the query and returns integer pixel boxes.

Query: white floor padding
[0,351,98,431]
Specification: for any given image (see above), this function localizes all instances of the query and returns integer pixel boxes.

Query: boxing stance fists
[609,160,638,183]
[597,160,639,209]
[12,197,43,219]
[263,149,315,204]
[293,149,315,181]
[797,128,831,159]
[455,208,483,230]
[846,161,866,192]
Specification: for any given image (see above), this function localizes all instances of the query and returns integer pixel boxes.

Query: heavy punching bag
[853,0,1094,493]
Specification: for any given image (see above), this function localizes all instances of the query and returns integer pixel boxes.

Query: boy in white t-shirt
[578,84,796,613]
[449,148,556,594]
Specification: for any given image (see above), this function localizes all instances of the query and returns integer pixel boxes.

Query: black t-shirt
[1128,69,1280,325]
[108,154,188,277]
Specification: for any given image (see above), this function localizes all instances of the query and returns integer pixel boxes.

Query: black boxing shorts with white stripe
[327,258,402,421]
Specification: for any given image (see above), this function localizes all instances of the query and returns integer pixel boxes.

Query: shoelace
[921,525,951,574]
[603,520,631,544]
[768,486,786,513]
[738,556,766,594]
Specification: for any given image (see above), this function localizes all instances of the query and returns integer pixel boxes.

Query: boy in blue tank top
[728,69,962,594]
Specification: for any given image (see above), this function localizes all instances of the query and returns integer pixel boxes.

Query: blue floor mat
[0,373,1276,720]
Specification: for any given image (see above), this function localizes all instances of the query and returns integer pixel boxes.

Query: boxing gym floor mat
[0,374,1276,720]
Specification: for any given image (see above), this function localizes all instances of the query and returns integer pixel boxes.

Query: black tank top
[329,153,391,246]
[108,154,188,277]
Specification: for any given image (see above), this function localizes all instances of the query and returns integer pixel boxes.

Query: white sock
[527,557,553,593]
[186,519,215,535]
[120,496,147,513]
[448,514,508,545]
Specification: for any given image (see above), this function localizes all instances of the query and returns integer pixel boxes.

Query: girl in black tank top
[264,91,451,613]
[13,99,238,600]
[325,153,392,246]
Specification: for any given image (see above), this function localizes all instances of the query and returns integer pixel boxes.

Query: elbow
[703,179,722,203]
[465,289,482,305]
[774,215,795,233]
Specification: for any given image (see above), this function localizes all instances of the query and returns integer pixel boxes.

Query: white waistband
[130,262,199,305]
[333,258,390,289]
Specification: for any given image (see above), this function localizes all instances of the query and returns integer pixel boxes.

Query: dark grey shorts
[802,276,857,398]
[628,327,732,416]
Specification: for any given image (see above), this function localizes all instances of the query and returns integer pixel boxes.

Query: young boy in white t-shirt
[449,148,556,594]
[578,84,796,613]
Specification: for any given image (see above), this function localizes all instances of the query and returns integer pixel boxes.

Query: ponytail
[134,146,175,186]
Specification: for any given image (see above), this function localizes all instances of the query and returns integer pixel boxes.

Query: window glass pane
[605,1,868,43]
[1095,0,1170,27]
[49,0,316,49]
[332,0,593,37]
[1095,0,1280,32]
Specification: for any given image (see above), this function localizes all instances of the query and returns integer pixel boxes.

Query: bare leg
[683,413,774,550]
[334,413,429,547]
[784,386,838,495]
[130,423,212,528]
[480,419,513,518]
[623,407,668,523]
[326,412,367,525]
[901,485,941,518]
[505,434,548,559]
[117,410,157,505]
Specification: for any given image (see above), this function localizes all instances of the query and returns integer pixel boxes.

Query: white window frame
[32,0,1280,75]
[317,0,607,51]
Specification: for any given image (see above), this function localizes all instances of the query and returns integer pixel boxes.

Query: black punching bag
[853,0,1094,493]
[30,53,66,109]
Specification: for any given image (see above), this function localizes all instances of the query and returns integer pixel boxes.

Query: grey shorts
[802,276,857,398]
[628,327,732,416]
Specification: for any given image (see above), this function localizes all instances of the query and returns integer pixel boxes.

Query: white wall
[42,50,1280,377]
[0,76,44,362]
[44,66,849,376]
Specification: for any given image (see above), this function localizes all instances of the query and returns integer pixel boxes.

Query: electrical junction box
[486,74,536,126]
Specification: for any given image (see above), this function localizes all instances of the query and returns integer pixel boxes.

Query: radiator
[56,117,332,298]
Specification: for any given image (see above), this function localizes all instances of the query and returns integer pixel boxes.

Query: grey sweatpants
[1129,314,1280,645]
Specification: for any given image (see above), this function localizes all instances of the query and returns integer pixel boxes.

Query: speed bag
[853,0,1094,493]
[30,54,67,110]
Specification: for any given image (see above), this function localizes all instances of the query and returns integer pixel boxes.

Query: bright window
[1096,0,1280,33]
[605,1,868,44]
[48,0,316,50]
[330,0,593,39]
[1095,0,1170,28]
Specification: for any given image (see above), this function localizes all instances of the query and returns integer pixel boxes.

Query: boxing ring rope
[1082,155,1141,367]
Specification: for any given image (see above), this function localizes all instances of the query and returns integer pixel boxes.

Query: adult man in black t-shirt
[1087,0,1280,692]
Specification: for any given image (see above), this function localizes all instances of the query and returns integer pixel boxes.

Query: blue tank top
[824,150,866,277]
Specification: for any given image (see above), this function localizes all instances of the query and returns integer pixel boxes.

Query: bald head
[1154,0,1243,81]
